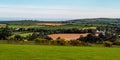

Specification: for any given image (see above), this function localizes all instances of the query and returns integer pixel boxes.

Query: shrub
[104,41,113,47]
[69,40,82,46]
[45,36,53,40]
[14,35,24,41]
[113,39,120,46]
[7,37,13,44]
[82,42,92,46]
[56,39,66,45]
[51,37,67,45]
[113,42,120,45]
[34,38,48,45]
[28,33,38,41]
[50,40,56,45]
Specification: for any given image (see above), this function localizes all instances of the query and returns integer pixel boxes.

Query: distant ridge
[66,18,120,24]
[0,18,120,24]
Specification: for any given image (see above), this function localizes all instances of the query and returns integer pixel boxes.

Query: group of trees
[81,33,119,43]
[0,25,13,40]
[76,33,120,47]
[27,32,120,46]
[13,28,96,34]
[0,25,120,47]
[27,32,52,41]
[97,24,120,35]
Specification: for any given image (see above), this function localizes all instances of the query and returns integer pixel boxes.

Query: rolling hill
[66,18,120,24]
[0,18,120,25]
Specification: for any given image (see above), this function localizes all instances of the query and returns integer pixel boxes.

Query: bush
[104,41,113,47]
[82,42,92,46]
[113,42,120,45]
[34,38,48,45]
[14,35,24,41]
[7,38,13,44]
[55,38,66,45]
[50,37,67,45]
[69,40,82,46]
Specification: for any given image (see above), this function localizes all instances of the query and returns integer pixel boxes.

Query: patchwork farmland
[0,19,120,60]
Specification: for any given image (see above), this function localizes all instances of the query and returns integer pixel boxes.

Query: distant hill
[0,20,39,25]
[0,20,61,25]
[66,18,120,24]
[0,18,120,25]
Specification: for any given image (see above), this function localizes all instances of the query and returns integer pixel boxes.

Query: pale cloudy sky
[0,0,120,20]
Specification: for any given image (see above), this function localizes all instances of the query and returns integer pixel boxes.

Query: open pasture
[0,44,119,60]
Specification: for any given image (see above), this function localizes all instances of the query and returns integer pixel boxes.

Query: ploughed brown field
[48,34,99,41]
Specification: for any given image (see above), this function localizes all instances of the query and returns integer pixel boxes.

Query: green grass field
[10,32,33,38]
[9,25,44,28]
[0,44,120,60]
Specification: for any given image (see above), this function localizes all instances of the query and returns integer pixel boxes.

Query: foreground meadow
[0,44,120,60]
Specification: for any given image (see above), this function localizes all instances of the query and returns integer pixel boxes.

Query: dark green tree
[0,25,13,40]
[28,32,38,41]
[108,35,119,42]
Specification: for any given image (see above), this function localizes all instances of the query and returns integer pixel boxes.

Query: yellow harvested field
[48,34,99,41]
[48,34,88,41]
[0,24,6,26]
[37,23,64,26]
[49,34,88,41]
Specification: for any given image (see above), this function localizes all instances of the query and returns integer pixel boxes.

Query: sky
[0,0,120,20]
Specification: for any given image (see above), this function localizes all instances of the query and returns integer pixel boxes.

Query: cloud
[0,5,120,19]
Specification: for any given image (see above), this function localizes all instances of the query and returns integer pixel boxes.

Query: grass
[0,44,120,60]
[9,25,44,28]
[0,23,105,30]
[39,25,95,30]
[10,32,33,38]
[38,24,105,30]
